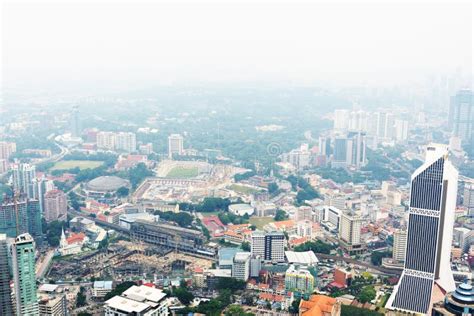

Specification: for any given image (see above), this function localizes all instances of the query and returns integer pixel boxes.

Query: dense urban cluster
[0,88,473,316]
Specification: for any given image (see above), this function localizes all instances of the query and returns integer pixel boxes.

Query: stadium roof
[285,251,319,265]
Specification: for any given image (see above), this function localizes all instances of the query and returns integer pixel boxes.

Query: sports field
[229,184,259,195]
[166,166,199,178]
[51,160,104,171]
[249,217,275,230]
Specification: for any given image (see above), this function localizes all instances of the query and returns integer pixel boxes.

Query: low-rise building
[104,285,168,316]
[92,281,113,299]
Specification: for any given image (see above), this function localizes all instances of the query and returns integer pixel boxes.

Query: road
[36,249,55,279]
[316,253,401,276]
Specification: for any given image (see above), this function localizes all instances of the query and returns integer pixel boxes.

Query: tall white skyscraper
[334,109,350,130]
[12,163,36,198]
[168,134,184,158]
[387,144,458,314]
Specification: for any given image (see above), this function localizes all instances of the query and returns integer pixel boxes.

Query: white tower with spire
[59,228,67,249]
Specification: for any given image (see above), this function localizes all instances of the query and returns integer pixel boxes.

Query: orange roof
[227,223,250,231]
[300,295,337,316]
[224,230,243,238]
[67,232,86,245]
[272,219,295,229]
[259,293,285,302]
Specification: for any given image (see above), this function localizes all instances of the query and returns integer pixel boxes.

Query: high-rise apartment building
[387,144,458,314]
[44,189,68,223]
[232,252,251,281]
[392,229,407,262]
[394,119,409,142]
[338,213,364,253]
[96,132,116,150]
[0,234,13,315]
[332,137,347,169]
[168,134,184,158]
[346,131,367,169]
[251,231,285,262]
[11,233,39,316]
[70,105,82,137]
[116,132,137,153]
[12,163,36,198]
[285,265,315,294]
[0,141,16,160]
[332,132,366,169]
[463,180,474,216]
[0,198,42,244]
[334,109,350,130]
[449,90,473,152]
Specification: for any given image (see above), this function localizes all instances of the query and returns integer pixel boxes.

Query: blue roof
[218,247,240,260]
[94,281,113,290]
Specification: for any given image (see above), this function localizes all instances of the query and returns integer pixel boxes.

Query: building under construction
[129,219,215,258]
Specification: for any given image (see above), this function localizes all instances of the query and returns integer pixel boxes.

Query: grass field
[166,166,199,178]
[229,184,259,195]
[51,160,104,171]
[249,217,275,230]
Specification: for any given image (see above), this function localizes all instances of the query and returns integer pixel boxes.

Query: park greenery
[341,305,383,316]
[370,250,392,266]
[154,210,194,228]
[294,240,335,254]
[274,209,289,221]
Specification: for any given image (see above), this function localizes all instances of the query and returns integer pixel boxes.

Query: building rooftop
[86,176,130,192]
[234,252,251,262]
[105,295,149,313]
[285,251,319,265]
[94,281,113,290]
[122,285,167,304]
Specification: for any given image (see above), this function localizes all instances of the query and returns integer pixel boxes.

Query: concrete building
[251,231,285,262]
[334,109,350,130]
[104,285,168,316]
[296,206,312,221]
[168,134,184,158]
[463,180,474,216]
[338,212,364,254]
[38,290,67,316]
[139,143,154,155]
[97,131,116,150]
[392,229,407,262]
[228,203,255,217]
[0,141,16,160]
[0,234,13,315]
[44,189,68,223]
[232,252,251,281]
[394,119,409,142]
[70,105,81,137]
[449,90,473,153]
[92,281,113,298]
[116,132,137,153]
[387,144,459,314]
[453,227,473,253]
[11,233,39,315]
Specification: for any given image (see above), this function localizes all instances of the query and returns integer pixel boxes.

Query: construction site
[47,240,215,283]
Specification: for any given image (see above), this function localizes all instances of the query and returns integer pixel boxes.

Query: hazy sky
[1,0,473,93]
